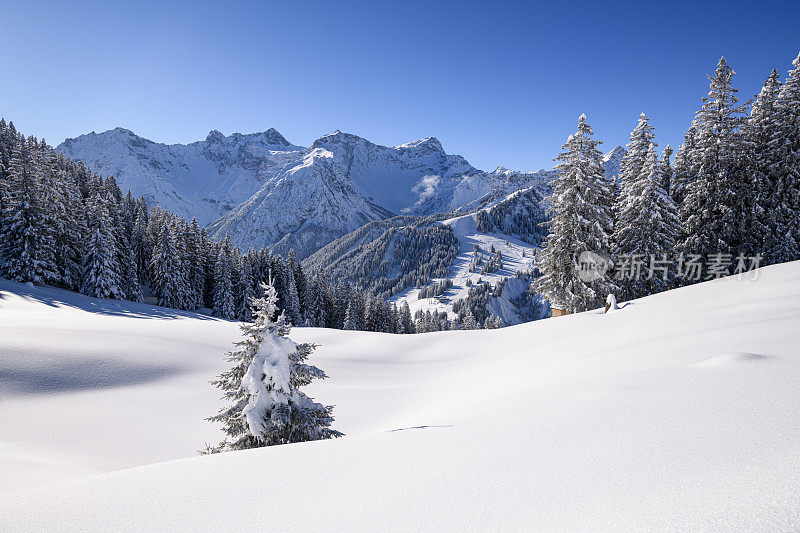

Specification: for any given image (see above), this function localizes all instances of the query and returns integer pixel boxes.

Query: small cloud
[402,175,441,213]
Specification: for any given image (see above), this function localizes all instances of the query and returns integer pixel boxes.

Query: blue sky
[2,0,799,171]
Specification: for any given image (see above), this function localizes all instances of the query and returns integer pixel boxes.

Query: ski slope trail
[1,262,799,530]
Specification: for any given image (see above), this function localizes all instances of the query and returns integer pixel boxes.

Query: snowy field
[1,262,800,530]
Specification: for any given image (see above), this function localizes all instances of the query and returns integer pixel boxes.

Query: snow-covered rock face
[602,145,626,182]
[57,129,624,258]
[57,127,305,225]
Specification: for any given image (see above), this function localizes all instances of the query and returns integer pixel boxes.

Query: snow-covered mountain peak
[603,145,626,162]
[311,130,365,147]
[111,126,136,136]
[396,137,444,153]
[205,129,225,142]
[602,145,626,181]
[201,128,299,151]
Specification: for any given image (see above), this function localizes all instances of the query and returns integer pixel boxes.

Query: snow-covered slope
[390,186,549,325]
[305,184,549,325]
[389,214,539,325]
[58,128,621,258]
[2,262,799,530]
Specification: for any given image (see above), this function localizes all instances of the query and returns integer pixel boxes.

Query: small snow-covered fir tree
[535,114,616,313]
[206,279,343,452]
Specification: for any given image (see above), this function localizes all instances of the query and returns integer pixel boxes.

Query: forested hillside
[0,120,411,333]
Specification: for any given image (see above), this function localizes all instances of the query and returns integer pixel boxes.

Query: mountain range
[57,128,624,258]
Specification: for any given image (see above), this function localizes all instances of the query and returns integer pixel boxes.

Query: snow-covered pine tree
[32,141,62,287]
[671,123,699,206]
[535,114,616,313]
[0,139,57,283]
[742,68,783,260]
[343,287,365,331]
[287,249,307,311]
[613,113,657,297]
[213,243,236,319]
[201,228,216,308]
[186,217,206,309]
[661,145,673,195]
[364,294,381,331]
[303,276,327,327]
[284,267,302,325]
[0,162,7,264]
[124,246,143,302]
[53,157,87,290]
[151,222,189,309]
[236,254,256,321]
[484,314,504,329]
[332,282,350,329]
[766,52,800,263]
[109,190,140,302]
[399,301,415,333]
[342,299,360,330]
[616,113,657,208]
[133,211,150,283]
[460,308,477,330]
[81,193,125,299]
[678,57,750,259]
[614,143,682,297]
[206,280,343,452]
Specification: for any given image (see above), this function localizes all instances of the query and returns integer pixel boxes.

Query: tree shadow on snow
[0,358,186,397]
[0,279,219,321]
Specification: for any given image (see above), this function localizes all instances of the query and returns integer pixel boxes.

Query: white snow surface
[1,261,799,530]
